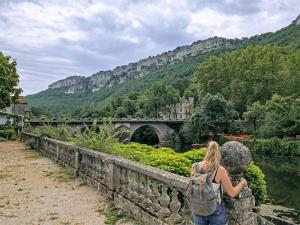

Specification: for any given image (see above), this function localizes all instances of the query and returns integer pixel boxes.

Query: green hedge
[242,137,300,156]
[245,161,267,205]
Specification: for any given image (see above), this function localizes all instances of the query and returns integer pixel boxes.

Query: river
[252,153,300,212]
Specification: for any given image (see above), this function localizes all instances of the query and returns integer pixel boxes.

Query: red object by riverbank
[222,134,254,140]
[192,143,201,149]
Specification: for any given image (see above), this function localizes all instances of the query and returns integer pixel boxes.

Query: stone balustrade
[21,132,273,225]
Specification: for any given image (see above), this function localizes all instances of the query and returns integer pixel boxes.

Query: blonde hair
[204,141,221,170]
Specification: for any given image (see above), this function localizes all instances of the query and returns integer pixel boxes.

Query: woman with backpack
[187,141,248,225]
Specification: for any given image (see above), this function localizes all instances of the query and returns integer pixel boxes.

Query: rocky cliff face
[295,14,300,25]
[48,37,236,93]
[48,76,87,94]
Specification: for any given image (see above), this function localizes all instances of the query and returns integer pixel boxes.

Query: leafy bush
[182,149,205,164]
[112,143,192,176]
[36,124,70,141]
[0,125,17,140]
[245,161,267,205]
[144,148,191,176]
[242,138,300,156]
[112,143,153,162]
[69,120,117,154]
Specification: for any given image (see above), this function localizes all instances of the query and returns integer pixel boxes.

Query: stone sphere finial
[221,141,251,176]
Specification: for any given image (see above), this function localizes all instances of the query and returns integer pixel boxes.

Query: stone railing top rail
[23,132,189,190]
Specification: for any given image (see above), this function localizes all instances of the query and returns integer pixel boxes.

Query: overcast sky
[0,0,299,95]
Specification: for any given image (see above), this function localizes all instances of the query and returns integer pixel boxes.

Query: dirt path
[0,141,107,225]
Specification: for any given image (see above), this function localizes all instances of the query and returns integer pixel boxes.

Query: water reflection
[252,153,300,211]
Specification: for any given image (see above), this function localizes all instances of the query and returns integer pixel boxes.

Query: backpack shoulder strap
[209,166,219,180]
[212,166,220,181]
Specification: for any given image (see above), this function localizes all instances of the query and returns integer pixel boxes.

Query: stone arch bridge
[27,119,185,146]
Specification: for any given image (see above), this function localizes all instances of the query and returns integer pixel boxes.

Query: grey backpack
[186,163,219,216]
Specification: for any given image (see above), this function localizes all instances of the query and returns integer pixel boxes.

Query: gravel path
[0,141,107,225]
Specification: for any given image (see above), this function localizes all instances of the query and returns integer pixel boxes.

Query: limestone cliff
[48,37,237,93]
[295,14,300,25]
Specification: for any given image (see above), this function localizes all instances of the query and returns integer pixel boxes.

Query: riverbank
[258,204,299,225]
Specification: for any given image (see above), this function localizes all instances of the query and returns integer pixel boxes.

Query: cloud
[0,0,299,95]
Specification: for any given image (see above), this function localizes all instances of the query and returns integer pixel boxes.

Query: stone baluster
[80,154,86,174]
[92,157,97,180]
[117,167,124,193]
[124,169,131,197]
[85,155,90,177]
[74,149,79,177]
[158,186,172,219]
[120,168,129,196]
[104,162,110,186]
[221,141,256,225]
[142,177,152,209]
[95,158,101,182]
[180,197,193,225]
[90,156,94,179]
[99,160,104,184]
[99,160,105,183]
[168,189,183,224]
[137,174,145,204]
[150,180,161,214]
[85,155,90,179]
[94,157,99,181]
[56,144,60,159]
[128,170,139,203]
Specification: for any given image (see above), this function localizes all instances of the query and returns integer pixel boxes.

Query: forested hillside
[26,16,300,118]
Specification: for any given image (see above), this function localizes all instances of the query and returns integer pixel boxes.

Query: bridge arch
[129,124,163,145]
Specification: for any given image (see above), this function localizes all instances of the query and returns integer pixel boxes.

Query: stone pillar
[221,141,256,225]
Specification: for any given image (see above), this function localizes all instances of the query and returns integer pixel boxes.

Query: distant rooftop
[17,96,27,104]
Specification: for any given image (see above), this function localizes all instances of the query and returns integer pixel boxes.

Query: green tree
[194,45,287,115]
[30,106,49,118]
[138,82,180,118]
[171,78,191,97]
[0,52,22,108]
[285,50,300,97]
[243,101,266,131]
[260,94,294,137]
[288,97,300,135]
[182,93,236,143]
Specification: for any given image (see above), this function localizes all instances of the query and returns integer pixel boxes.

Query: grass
[44,171,54,177]
[49,212,59,220]
[54,169,75,183]
[78,181,88,187]
[104,203,143,225]
[25,153,41,160]
[42,168,75,182]
[0,171,8,179]
[49,216,59,220]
